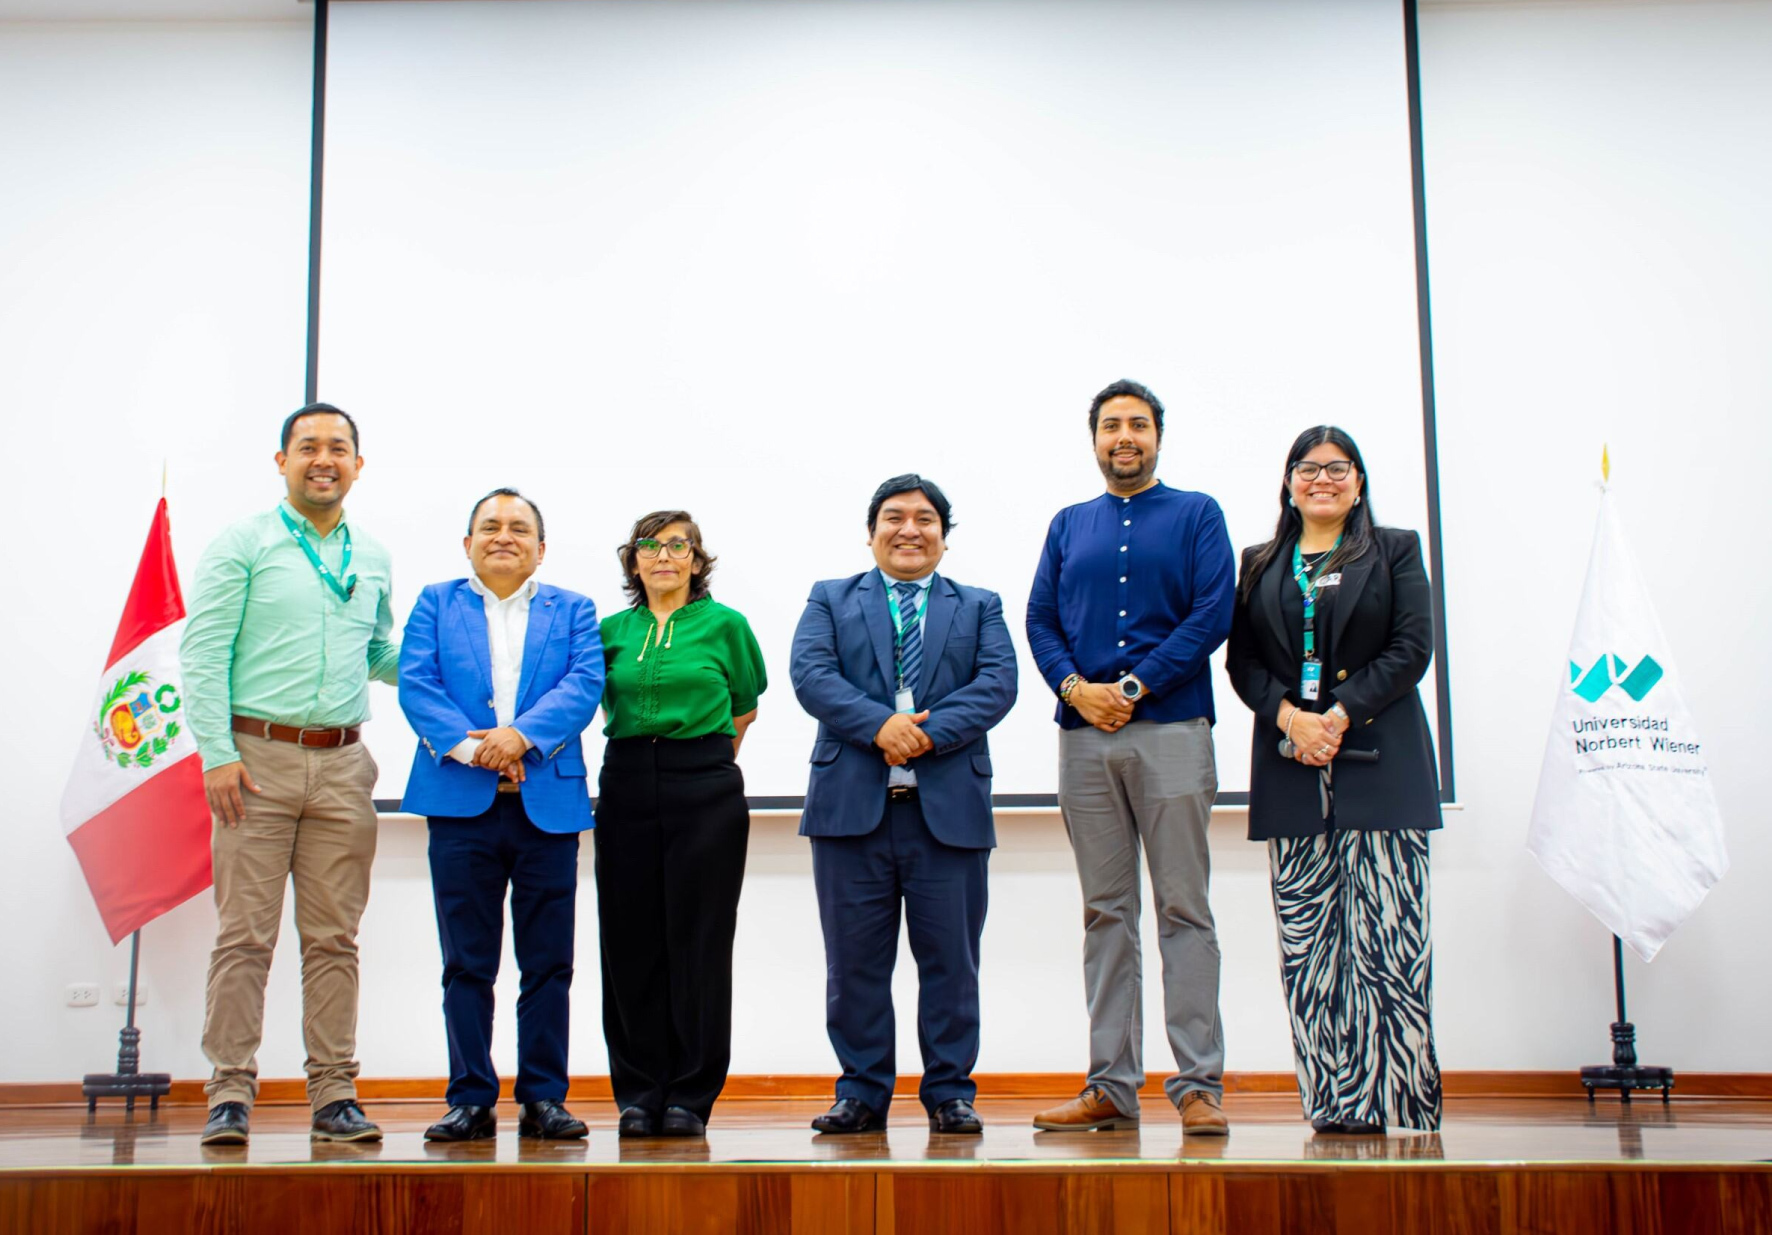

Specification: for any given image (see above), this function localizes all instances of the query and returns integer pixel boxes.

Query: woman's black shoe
[618,1106,660,1138]
[661,1106,707,1137]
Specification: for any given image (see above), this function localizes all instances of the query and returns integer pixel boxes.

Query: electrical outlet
[66,984,99,1008]
[113,983,148,1008]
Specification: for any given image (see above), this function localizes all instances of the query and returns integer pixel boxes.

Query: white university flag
[1526,487,1727,961]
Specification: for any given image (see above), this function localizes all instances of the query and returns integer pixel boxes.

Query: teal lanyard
[1290,536,1340,662]
[279,507,356,603]
[883,577,932,688]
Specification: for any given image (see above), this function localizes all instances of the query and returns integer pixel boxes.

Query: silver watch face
[1119,677,1142,700]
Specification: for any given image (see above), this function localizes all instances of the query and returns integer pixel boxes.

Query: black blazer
[1226,526,1441,840]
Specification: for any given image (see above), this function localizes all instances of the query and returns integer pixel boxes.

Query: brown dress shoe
[1032,1085,1137,1131]
[1180,1089,1229,1136]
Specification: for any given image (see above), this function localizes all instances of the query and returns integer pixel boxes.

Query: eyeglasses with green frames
[633,537,692,560]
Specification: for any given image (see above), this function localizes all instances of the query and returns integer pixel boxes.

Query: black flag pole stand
[82,929,172,1115]
[1580,934,1674,1103]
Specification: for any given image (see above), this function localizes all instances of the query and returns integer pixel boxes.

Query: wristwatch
[1117,675,1145,703]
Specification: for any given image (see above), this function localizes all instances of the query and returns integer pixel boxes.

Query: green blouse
[600,598,768,740]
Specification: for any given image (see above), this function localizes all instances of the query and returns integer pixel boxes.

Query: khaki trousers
[201,733,378,1111]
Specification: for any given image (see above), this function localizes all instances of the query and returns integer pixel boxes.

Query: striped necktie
[895,581,923,694]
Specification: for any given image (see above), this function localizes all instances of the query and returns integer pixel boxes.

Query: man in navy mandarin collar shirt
[1025,379,1235,1138]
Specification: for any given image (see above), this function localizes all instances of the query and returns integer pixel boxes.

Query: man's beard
[1096,449,1155,488]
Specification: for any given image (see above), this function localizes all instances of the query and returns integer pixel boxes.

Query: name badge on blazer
[1315,573,1342,588]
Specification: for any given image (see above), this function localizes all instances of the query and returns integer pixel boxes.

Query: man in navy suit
[398,488,604,1142]
[790,475,1018,1135]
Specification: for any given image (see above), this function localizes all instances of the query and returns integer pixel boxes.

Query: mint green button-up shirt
[180,500,399,771]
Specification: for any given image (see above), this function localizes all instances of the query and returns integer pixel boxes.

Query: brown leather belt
[232,715,361,748]
[888,785,918,801]
[496,780,522,794]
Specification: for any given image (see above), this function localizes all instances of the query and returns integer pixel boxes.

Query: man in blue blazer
[790,474,1018,1135]
[398,488,604,1142]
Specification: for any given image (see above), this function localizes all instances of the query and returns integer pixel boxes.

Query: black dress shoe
[928,1098,983,1135]
[311,1099,382,1142]
[1311,1117,1344,1134]
[200,1101,249,1145]
[1339,1119,1386,1135]
[660,1106,706,1137]
[618,1106,659,1138]
[519,1100,588,1140]
[811,1097,885,1134]
[424,1104,496,1142]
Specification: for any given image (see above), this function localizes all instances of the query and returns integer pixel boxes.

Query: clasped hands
[1070,682,1134,734]
[467,726,530,782]
[1285,706,1347,768]
[874,710,932,766]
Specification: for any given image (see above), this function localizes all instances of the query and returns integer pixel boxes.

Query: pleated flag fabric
[1527,487,1727,961]
[60,499,212,942]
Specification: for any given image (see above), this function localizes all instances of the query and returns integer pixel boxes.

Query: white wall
[2,0,1767,1092]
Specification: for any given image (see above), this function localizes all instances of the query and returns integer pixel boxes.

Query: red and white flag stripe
[60,499,212,943]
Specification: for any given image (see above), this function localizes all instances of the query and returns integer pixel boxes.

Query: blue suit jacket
[790,570,1017,849]
[397,580,604,833]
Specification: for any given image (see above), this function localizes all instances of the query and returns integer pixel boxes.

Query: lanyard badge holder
[1291,537,1339,702]
[884,582,930,714]
[279,507,357,603]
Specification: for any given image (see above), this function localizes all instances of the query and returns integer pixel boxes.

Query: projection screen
[310,0,1441,802]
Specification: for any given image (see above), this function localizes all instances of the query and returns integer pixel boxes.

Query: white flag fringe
[1526,487,1727,961]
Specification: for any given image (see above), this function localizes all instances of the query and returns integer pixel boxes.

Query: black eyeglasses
[632,537,692,561]
[1292,460,1356,482]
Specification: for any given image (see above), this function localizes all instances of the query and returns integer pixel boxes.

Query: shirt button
[1119,610,1127,617]
[1118,640,1126,647]
[1119,545,1127,553]
[1123,519,1131,526]
[1119,576,1127,584]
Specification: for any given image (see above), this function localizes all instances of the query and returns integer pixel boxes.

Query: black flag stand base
[82,930,172,1115]
[1580,934,1673,1104]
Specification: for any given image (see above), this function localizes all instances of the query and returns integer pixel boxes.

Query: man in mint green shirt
[179,403,397,1147]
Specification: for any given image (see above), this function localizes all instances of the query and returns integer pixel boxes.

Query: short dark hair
[867,474,955,538]
[281,402,360,453]
[1087,379,1165,438]
[466,487,545,543]
[617,510,716,607]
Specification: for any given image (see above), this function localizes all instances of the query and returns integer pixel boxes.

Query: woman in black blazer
[1227,426,1442,1136]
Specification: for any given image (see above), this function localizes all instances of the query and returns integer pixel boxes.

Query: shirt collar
[278,498,349,538]
[468,574,539,604]
[1106,480,1165,505]
[878,567,934,593]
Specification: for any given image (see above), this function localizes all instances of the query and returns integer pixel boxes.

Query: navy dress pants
[811,794,990,1117]
[427,793,579,1108]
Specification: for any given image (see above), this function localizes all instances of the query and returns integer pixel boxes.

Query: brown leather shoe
[1180,1089,1229,1136]
[1031,1085,1137,1131]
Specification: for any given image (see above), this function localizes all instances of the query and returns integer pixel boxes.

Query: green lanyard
[883,577,932,688]
[279,506,357,603]
[1290,536,1340,662]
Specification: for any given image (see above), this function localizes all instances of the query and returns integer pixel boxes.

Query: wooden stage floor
[2,1095,1769,1233]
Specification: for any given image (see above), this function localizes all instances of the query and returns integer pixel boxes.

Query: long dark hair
[1237,426,1376,603]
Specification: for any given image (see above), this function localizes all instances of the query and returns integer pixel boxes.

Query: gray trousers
[1058,718,1223,1116]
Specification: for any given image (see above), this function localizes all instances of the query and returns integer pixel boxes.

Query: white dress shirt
[882,569,934,790]
[447,574,539,764]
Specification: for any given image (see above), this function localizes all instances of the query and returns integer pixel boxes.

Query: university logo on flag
[1527,486,1727,961]
[61,498,213,943]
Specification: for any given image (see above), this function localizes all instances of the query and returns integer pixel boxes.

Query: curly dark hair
[616,510,717,608]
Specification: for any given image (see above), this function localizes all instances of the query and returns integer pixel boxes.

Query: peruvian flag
[60,499,212,943]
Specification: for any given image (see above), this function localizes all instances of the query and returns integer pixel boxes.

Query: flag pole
[81,929,171,1116]
[1575,449,1673,1105]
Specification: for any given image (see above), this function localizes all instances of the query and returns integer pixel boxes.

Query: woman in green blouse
[596,510,767,1139]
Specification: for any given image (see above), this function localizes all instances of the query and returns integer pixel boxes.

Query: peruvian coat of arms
[94,671,184,770]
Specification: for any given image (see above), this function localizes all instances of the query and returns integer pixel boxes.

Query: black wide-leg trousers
[595,734,749,1124]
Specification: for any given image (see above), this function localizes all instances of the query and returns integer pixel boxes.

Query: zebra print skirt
[1267,827,1442,1131]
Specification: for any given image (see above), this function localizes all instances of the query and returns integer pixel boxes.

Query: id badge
[895,687,917,714]
[1300,661,1322,702]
